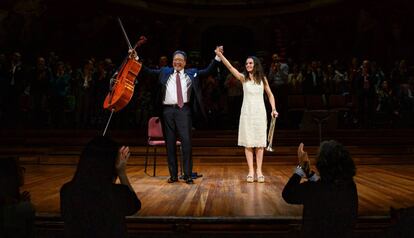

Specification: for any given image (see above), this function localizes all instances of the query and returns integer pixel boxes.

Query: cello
[102,18,146,135]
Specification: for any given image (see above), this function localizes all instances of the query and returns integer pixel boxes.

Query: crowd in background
[0,50,413,130]
[1,0,413,130]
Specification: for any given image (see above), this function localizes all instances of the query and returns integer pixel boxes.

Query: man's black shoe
[185,178,194,184]
[179,172,203,180]
[167,177,178,183]
[191,172,203,179]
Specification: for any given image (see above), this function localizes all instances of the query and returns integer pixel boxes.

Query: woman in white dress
[215,47,278,182]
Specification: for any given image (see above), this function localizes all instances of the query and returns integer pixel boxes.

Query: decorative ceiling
[109,0,343,17]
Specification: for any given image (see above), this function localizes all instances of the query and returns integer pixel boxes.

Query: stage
[22,153,414,237]
[24,164,414,217]
[2,129,414,237]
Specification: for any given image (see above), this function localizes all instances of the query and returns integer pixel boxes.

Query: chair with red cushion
[144,117,181,176]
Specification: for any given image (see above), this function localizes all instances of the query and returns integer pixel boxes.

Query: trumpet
[266,117,277,152]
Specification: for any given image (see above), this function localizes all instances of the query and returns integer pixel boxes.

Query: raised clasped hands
[116,146,130,174]
[215,45,224,56]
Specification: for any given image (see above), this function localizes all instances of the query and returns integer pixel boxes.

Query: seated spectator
[60,136,141,238]
[0,157,35,238]
[282,140,358,238]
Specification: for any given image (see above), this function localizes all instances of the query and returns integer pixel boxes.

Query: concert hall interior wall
[0,0,413,68]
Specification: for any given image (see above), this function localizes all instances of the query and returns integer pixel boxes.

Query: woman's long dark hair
[243,56,266,85]
[316,140,356,184]
[72,136,119,186]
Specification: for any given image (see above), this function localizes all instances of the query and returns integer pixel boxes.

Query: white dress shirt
[163,69,191,105]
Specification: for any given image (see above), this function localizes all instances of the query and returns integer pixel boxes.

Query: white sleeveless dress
[238,79,267,147]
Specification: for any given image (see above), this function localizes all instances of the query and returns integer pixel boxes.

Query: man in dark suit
[302,60,323,95]
[142,48,221,184]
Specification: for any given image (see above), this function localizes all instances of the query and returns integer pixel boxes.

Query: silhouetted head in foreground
[73,136,119,185]
[0,157,24,204]
[316,140,356,183]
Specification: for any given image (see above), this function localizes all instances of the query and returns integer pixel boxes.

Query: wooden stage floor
[4,129,413,236]
[24,163,414,218]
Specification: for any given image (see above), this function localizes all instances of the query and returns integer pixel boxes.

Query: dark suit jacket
[142,59,220,119]
[354,73,375,96]
[282,174,358,238]
[303,70,323,95]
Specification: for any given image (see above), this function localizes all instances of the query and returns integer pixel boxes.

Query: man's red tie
[176,72,184,108]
